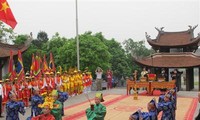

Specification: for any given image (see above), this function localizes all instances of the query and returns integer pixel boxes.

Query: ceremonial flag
[34,54,41,77]
[0,0,17,29]
[8,50,14,80]
[42,54,48,74]
[49,52,55,72]
[30,54,35,76]
[16,50,24,81]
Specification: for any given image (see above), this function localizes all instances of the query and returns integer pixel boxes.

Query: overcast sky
[7,0,200,47]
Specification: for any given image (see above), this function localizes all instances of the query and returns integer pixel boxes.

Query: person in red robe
[22,76,31,107]
[106,68,113,89]
[55,72,62,90]
[44,72,53,93]
[50,72,56,89]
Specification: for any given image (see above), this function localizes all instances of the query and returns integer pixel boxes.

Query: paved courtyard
[0,87,199,120]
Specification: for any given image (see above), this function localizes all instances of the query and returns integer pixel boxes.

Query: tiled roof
[0,40,31,58]
[134,52,200,68]
[146,26,200,47]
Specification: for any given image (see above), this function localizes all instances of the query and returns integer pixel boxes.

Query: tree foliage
[123,38,154,73]
[14,34,29,45]
[123,38,153,57]
[2,29,153,80]
[0,21,15,43]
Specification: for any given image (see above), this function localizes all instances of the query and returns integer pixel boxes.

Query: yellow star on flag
[0,1,9,13]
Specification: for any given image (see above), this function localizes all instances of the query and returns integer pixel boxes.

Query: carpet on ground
[63,94,198,120]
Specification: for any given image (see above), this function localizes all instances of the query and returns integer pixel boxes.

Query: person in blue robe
[130,98,158,120]
[141,98,158,120]
[57,88,68,116]
[6,91,25,120]
[129,110,142,120]
[157,92,175,120]
[31,88,44,117]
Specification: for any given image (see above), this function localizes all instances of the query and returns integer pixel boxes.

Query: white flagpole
[76,0,80,70]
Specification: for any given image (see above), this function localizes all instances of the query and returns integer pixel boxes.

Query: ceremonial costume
[69,75,74,96]
[0,80,4,117]
[38,79,45,94]
[15,83,23,101]
[30,97,55,120]
[61,72,70,93]
[77,72,83,94]
[57,90,68,116]
[22,80,31,107]
[50,72,56,89]
[129,99,157,120]
[106,69,112,89]
[31,94,44,117]
[86,92,106,120]
[31,113,55,120]
[51,90,62,120]
[45,75,53,92]
[141,99,158,120]
[55,72,62,89]
[6,92,25,120]
[157,93,175,120]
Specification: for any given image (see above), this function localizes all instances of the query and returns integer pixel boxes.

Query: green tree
[44,32,67,69]
[123,38,154,73]
[0,21,16,43]
[32,31,49,49]
[14,34,29,45]
[101,37,131,78]
[58,32,111,75]
[123,38,153,57]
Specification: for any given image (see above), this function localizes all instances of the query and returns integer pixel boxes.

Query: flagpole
[76,0,80,70]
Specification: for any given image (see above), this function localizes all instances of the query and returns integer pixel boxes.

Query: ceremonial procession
[0,0,199,120]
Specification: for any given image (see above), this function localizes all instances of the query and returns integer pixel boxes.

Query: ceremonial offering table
[126,80,135,95]
[135,81,150,94]
[126,79,176,95]
[150,80,176,95]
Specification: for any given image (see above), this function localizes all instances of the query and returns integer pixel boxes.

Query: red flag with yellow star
[0,0,17,29]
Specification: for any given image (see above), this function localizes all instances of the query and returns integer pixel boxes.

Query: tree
[13,34,29,45]
[123,38,154,73]
[37,31,49,43]
[58,32,111,76]
[102,38,131,78]
[123,38,153,57]
[0,21,15,43]
[32,31,49,49]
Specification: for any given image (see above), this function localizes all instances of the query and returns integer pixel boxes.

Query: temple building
[0,37,32,79]
[134,25,200,91]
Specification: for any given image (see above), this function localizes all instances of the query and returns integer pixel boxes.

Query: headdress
[38,101,54,109]
[148,98,157,111]
[56,71,61,74]
[51,90,58,96]
[45,72,50,75]
[129,111,140,120]
[25,71,30,76]
[50,72,54,75]
[95,92,104,102]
